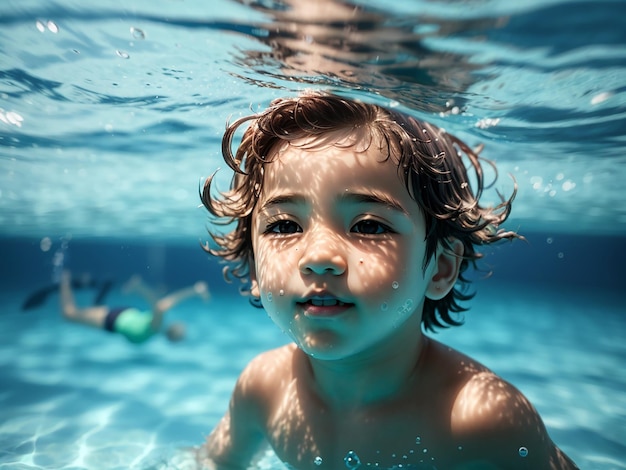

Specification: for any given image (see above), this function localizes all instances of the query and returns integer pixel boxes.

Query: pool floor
[0,282,624,469]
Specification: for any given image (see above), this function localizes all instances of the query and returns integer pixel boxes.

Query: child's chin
[298,336,359,361]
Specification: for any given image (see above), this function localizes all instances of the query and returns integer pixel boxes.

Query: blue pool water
[1,237,624,469]
[1,0,625,469]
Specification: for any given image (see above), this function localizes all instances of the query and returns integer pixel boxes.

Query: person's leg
[150,281,210,330]
[60,271,109,328]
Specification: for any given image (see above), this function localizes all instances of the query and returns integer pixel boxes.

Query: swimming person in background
[197,91,578,469]
[60,270,209,343]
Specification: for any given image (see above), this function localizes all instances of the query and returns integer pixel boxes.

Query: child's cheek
[254,244,287,306]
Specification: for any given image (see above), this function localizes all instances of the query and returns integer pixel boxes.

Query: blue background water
[1,236,624,469]
[1,0,625,468]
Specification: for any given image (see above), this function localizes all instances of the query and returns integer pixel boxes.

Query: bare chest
[263,391,464,470]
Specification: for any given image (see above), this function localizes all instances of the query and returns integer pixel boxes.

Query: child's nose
[298,235,347,276]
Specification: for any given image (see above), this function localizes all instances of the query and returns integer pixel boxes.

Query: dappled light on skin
[267,353,321,467]
[199,92,577,470]
[250,136,430,362]
[452,369,542,435]
[446,361,579,469]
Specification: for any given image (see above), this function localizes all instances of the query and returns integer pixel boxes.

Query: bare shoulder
[429,340,578,469]
[200,344,298,468]
[234,343,297,406]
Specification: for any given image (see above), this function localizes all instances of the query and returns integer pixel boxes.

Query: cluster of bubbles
[35,20,58,33]
[116,27,146,60]
[328,442,528,469]
[529,174,577,198]
[546,237,565,259]
[44,235,71,283]
[35,20,147,62]
[0,109,24,128]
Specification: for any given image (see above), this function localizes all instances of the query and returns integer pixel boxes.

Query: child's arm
[199,357,270,469]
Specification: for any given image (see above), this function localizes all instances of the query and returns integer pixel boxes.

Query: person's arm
[198,359,269,470]
[151,281,210,331]
[122,275,161,305]
[451,372,579,470]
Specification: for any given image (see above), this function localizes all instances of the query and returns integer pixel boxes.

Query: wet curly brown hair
[200,90,520,331]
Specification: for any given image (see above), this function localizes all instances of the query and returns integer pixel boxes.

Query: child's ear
[249,255,261,299]
[426,238,464,301]
[250,278,260,298]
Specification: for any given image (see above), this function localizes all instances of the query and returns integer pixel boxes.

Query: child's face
[250,137,442,360]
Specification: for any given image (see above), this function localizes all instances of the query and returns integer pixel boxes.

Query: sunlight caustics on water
[1,0,625,241]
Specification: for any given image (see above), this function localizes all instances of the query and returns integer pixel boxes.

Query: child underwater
[197,90,578,469]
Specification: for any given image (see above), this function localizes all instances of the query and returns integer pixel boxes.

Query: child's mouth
[308,298,348,307]
[299,298,353,317]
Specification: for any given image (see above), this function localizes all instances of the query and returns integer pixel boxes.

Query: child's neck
[305,317,429,409]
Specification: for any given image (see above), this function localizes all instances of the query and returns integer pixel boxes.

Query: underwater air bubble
[415,436,421,445]
[47,21,58,33]
[344,450,361,469]
[39,237,52,252]
[130,27,146,39]
[267,292,273,302]
[392,281,399,289]
[531,176,543,190]
[381,302,388,311]
[591,91,613,105]
[518,447,528,458]
[562,180,576,192]
[279,289,284,296]
[116,50,130,59]
[314,456,323,466]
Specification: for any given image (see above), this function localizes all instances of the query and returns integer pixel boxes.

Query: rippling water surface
[1,0,625,239]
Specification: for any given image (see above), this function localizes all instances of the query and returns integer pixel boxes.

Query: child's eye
[265,220,302,234]
[351,219,392,235]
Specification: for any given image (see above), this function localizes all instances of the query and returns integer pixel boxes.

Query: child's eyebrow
[259,192,408,216]
[340,192,408,216]
[259,194,306,210]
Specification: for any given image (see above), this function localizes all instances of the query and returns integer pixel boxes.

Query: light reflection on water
[0,0,624,238]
